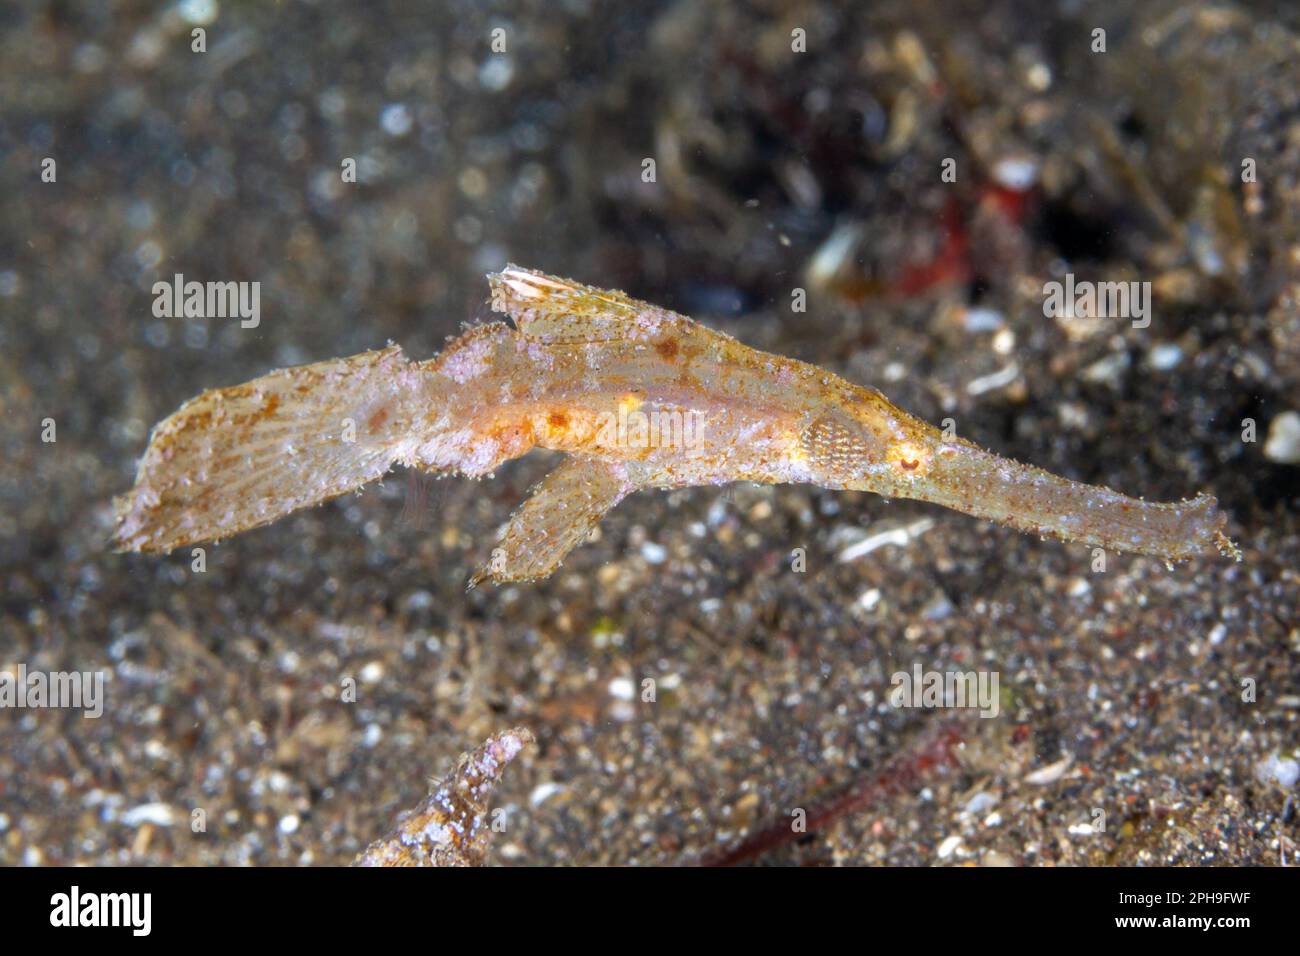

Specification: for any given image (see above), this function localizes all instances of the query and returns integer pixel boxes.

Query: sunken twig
[354,727,533,867]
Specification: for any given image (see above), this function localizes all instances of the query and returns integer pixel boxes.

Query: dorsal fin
[487,264,685,345]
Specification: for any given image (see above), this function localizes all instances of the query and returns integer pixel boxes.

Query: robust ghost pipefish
[113,266,1239,583]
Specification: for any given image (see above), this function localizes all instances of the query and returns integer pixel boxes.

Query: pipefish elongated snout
[112,265,1240,583]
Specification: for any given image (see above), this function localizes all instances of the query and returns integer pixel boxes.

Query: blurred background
[0,0,1297,865]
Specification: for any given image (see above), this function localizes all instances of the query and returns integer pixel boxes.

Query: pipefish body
[112,266,1239,582]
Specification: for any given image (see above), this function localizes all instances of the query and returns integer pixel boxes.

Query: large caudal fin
[113,346,427,552]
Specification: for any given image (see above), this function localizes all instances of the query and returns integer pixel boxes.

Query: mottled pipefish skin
[112,265,1241,582]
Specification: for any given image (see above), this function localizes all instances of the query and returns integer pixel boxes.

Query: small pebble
[640,541,667,564]
[937,834,963,859]
[1147,342,1184,370]
[992,156,1039,191]
[857,588,882,612]
[178,0,219,26]
[479,57,514,91]
[529,782,565,807]
[1263,411,1300,464]
[1024,754,1073,785]
[1255,754,1300,789]
[120,802,177,827]
[963,307,1004,333]
[380,103,412,136]
[964,791,997,816]
[1081,352,1130,386]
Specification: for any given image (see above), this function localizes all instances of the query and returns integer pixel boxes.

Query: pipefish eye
[887,440,931,478]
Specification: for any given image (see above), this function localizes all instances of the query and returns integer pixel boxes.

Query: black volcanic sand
[1,0,1297,865]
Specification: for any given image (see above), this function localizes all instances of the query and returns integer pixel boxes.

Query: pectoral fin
[470,456,631,586]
